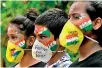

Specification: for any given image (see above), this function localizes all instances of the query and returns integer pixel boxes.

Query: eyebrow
[69,12,81,17]
[7,33,20,36]
[38,34,48,36]
[6,34,17,38]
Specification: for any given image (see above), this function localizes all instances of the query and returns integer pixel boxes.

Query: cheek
[70,18,79,26]
[76,17,92,32]
[42,37,54,47]
[14,35,25,45]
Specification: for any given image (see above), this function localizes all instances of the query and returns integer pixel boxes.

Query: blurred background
[1,0,79,67]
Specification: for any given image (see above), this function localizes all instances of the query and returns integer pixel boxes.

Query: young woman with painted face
[59,1,102,67]
[6,8,46,67]
[32,8,72,68]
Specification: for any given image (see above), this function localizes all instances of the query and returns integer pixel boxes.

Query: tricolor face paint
[7,24,26,48]
[62,2,98,53]
[34,25,50,38]
[59,13,98,53]
[34,25,58,51]
[32,25,58,62]
[76,13,93,32]
[6,24,26,63]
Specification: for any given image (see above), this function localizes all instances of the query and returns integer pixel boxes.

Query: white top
[45,53,72,68]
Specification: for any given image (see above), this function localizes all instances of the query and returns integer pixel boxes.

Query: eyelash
[40,36,46,39]
[73,15,80,19]
[8,36,18,40]
[68,15,81,20]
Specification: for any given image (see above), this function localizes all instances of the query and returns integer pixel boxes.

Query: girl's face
[6,24,27,63]
[7,24,26,48]
[34,25,59,55]
[34,24,55,47]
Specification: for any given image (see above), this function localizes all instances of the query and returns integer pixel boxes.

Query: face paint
[14,34,26,49]
[43,37,58,51]
[77,14,93,32]
[6,25,26,63]
[8,24,26,48]
[48,41,58,51]
[70,5,75,12]
[35,25,50,37]
[34,25,58,51]
[59,20,84,53]
[7,24,19,34]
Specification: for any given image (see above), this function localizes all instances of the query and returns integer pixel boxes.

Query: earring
[30,42,33,46]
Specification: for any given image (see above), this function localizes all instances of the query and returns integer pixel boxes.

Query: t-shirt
[45,53,72,68]
[29,62,46,67]
[14,61,46,68]
[70,50,102,67]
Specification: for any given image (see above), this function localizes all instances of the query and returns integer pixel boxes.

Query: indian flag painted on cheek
[48,41,58,51]
[77,17,93,32]
[15,35,26,49]
[35,25,58,51]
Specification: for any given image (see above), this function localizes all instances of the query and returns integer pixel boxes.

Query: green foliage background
[1,0,78,67]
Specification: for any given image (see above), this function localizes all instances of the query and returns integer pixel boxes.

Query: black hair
[86,1,102,46]
[34,8,68,39]
[86,1,102,21]
[10,8,38,37]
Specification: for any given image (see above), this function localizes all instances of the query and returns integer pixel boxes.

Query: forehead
[34,24,49,33]
[7,24,20,34]
[69,2,89,14]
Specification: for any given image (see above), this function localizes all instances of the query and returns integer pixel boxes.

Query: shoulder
[90,57,102,67]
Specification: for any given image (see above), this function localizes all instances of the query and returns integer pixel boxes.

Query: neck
[19,51,40,67]
[79,40,102,61]
[47,46,65,66]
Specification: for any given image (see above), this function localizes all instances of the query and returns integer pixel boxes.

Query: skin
[7,24,40,67]
[69,2,102,61]
[34,24,65,66]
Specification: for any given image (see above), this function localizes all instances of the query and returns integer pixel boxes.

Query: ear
[93,17,102,30]
[27,36,35,46]
[55,38,59,45]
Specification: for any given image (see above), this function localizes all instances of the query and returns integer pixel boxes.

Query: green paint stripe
[50,44,58,51]
[21,44,26,49]
[42,29,50,37]
[82,24,92,32]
